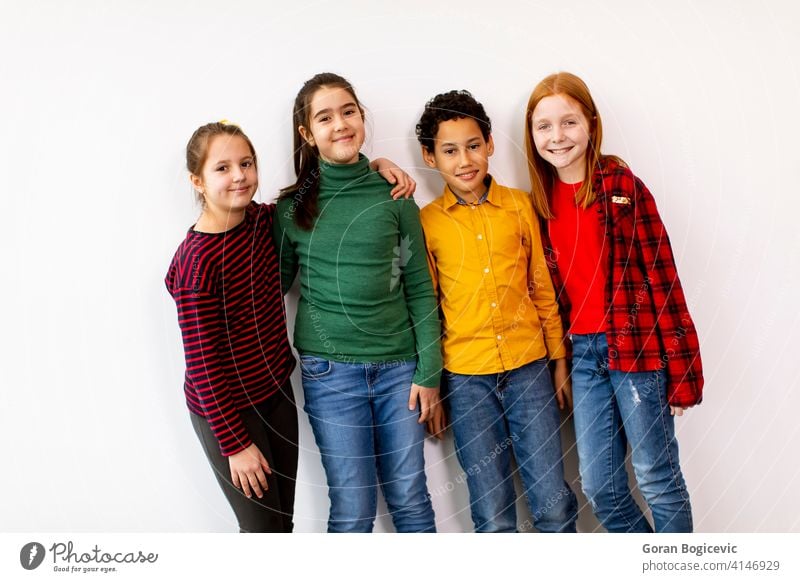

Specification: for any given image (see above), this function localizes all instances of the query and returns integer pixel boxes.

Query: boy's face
[422,117,494,201]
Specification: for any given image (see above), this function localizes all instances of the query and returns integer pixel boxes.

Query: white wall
[1,0,799,532]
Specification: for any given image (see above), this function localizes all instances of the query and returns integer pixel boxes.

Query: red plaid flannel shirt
[542,158,704,407]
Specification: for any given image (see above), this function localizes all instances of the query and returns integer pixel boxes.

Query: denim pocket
[299,354,333,379]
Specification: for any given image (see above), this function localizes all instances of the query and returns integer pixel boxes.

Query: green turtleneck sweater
[274,155,442,387]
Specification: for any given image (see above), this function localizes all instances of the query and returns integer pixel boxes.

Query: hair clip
[611,196,631,205]
[218,119,240,128]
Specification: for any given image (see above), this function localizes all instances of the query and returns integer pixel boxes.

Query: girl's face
[191,134,257,215]
[530,94,591,183]
[299,85,365,165]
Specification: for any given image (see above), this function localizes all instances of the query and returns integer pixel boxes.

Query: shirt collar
[443,175,499,209]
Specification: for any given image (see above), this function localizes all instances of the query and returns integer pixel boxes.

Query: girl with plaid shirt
[524,72,703,532]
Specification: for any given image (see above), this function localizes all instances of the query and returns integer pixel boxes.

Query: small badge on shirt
[611,196,631,205]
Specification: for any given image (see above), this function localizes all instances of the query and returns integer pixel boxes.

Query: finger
[408,388,418,411]
[419,398,431,423]
[247,470,265,498]
[261,457,273,475]
[406,177,416,196]
[426,419,441,440]
[555,389,565,411]
[256,467,270,494]
[231,470,241,490]
[239,473,253,498]
[431,413,445,440]
[391,182,407,199]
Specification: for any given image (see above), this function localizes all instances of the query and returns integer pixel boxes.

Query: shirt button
[484,267,490,273]
[470,206,476,210]
[496,335,503,341]
[491,302,497,308]
[477,234,483,240]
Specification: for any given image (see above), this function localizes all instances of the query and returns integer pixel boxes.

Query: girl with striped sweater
[166,121,414,532]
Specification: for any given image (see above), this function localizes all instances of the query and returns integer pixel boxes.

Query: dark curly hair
[415,90,492,153]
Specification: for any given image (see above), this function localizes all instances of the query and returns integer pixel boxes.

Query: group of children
[165,72,704,533]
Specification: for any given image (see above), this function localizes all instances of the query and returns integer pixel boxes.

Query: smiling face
[530,93,592,183]
[421,116,494,202]
[299,85,365,165]
[190,133,257,216]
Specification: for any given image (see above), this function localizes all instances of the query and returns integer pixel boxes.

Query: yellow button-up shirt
[420,178,566,374]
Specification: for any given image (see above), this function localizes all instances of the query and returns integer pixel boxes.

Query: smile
[333,135,354,143]
[456,171,478,180]
[549,147,573,154]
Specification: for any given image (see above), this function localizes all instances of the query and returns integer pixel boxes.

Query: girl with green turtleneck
[274,73,442,533]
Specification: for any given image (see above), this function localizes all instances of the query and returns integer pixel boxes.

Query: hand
[551,358,573,411]
[370,157,416,199]
[408,383,440,425]
[228,443,272,499]
[670,406,685,416]
[426,398,447,440]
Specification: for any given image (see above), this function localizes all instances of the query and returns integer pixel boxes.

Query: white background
[1,0,799,533]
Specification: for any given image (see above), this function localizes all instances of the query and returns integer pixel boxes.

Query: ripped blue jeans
[570,333,692,532]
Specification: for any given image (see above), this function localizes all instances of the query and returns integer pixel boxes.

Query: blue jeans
[571,333,693,532]
[299,354,435,533]
[442,358,577,532]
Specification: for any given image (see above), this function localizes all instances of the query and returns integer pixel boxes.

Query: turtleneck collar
[318,153,372,191]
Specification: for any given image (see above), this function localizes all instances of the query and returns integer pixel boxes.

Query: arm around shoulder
[272,201,300,295]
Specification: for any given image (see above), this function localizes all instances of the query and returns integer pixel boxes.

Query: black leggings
[190,381,299,532]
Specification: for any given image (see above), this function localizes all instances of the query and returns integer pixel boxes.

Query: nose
[333,113,347,131]
[232,165,246,181]
[551,125,564,143]
[458,148,470,167]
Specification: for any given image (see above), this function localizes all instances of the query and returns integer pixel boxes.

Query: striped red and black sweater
[165,202,295,456]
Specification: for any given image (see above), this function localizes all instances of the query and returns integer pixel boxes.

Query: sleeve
[419,208,440,302]
[632,176,704,407]
[397,198,443,388]
[272,202,300,296]
[172,287,252,456]
[525,203,567,360]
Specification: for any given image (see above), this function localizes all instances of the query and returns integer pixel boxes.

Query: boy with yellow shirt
[416,90,577,532]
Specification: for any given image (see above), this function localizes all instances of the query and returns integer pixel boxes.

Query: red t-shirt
[548,179,608,334]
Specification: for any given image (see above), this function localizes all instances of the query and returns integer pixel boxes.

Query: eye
[242,160,254,168]
[468,143,480,150]
[344,108,357,116]
[317,115,330,123]
[443,148,455,155]
[215,165,227,172]
[537,124,550,131]
[564,120,577,126]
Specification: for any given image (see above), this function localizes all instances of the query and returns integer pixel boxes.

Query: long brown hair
[524,72,615,219]
[279,73,364,230]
